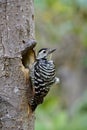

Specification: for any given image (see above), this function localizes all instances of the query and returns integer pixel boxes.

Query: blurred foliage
[35,0,87,47]
[35,89,87,130]
[34,0,87,130]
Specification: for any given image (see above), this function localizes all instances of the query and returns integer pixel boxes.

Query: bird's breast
[37,60,55,81]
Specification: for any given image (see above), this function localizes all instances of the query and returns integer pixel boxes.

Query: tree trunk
[0,0,36,130]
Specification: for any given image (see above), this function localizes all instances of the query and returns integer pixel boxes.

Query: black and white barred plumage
[30,48,59,111]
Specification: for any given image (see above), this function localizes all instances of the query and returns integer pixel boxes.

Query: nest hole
[21,49,36,108]
[22,49,35,69]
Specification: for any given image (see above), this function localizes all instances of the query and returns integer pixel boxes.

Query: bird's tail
[30,95,44,111]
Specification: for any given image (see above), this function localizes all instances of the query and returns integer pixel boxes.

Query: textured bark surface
[0,0,35,130]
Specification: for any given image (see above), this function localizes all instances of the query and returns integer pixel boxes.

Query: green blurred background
[34,0,87,130]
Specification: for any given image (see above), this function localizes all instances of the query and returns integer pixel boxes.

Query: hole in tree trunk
[21,48,36,112]
[22,49,35,69]
[21,39,36,68]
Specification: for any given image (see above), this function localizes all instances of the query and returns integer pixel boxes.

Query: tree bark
[0,0,36,130]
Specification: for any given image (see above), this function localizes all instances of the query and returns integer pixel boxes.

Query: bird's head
[36,48,56,60]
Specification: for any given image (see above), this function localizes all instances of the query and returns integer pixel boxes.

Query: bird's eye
[43,50,46,53]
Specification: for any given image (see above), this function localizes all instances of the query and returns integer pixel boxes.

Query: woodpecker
[30,48,59,111]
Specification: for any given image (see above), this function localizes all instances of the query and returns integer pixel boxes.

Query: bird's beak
[48,48,56,54]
